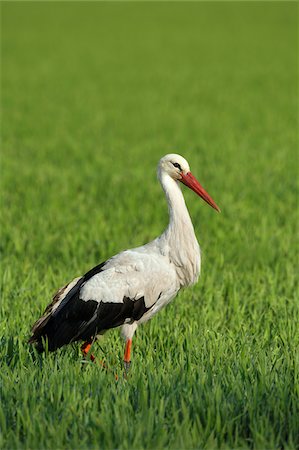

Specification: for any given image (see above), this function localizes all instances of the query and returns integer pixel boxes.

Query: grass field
[1,2,298,449]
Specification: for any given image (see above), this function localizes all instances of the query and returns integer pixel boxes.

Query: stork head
[159,153,220,212]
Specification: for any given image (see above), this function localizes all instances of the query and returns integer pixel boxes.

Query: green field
[1,2,298,449]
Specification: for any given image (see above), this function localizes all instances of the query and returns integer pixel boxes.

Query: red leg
[81,342,116,377]
[124,339,132,373]
[81,341,119,381]
[81,341,96,362]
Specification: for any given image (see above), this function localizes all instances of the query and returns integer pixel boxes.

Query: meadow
[1,2,298,449]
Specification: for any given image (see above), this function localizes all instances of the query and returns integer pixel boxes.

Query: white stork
[29,154,220,372]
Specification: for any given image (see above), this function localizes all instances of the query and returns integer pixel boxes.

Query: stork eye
[172,162,182,171]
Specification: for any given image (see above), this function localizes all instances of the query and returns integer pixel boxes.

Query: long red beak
[180,172,220,212]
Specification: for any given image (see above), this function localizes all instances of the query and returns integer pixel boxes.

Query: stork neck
[158,171,200,286]
[160,172,193,231]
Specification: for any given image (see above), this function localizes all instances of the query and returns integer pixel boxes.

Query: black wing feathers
[29,262,107,351]
[35,293,99,352]
[29,259,152,352]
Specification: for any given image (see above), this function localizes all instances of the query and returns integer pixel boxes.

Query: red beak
[180,172,220,212]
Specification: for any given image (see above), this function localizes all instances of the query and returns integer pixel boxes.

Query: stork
[29,154,220,372]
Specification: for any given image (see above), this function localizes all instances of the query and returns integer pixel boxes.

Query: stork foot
[124,360,131,373]
[123,360,131,379]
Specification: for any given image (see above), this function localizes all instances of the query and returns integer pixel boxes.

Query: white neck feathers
[158,171,201,287]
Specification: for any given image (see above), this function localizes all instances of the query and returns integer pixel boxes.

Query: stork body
[29,154,219,370]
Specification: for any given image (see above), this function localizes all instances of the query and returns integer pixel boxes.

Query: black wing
[29,261,150,352]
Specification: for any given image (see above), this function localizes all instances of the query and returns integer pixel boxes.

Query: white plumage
[29,153,220,371]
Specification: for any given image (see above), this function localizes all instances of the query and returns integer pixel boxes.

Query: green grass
[1,2,298,449]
